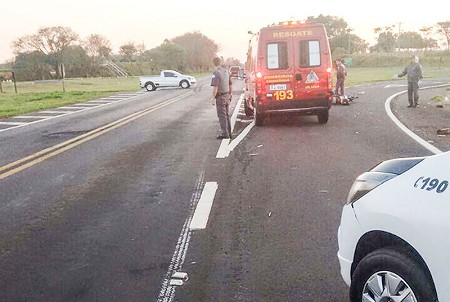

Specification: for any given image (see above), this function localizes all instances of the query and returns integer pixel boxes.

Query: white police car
[338,151,450,302]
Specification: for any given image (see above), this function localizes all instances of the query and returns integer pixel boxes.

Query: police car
[337,151,450,302]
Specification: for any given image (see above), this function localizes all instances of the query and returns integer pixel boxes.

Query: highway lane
[0,77,240,301]
[177,81,439,302]
[0,76,443,302]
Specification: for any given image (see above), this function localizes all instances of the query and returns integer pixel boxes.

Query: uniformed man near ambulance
[211,57,233,139]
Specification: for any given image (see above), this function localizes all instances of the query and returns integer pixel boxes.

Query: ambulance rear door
[263,35,296,102]
[292,27,331,101]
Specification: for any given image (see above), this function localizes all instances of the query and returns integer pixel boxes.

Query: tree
[171,31,219,71]
[307,15,348,39]
[12,26,79,78]
[62,45,90,77]
[144,40,185,72]
[83,34,112,58]
[419,27,439,50]
[436,21,450,50]
[13,52,53,81]
[398,31,426,50]
[82,34,112,76]
[306,15,367,53]
[224,57,241,67]
[373,26,397,52]
[119,42,138,62]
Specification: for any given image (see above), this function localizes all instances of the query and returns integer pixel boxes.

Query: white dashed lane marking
[0,91,144,132]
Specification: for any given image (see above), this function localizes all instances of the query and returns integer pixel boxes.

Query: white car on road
[139,70,196,91]
[338,151,449,302]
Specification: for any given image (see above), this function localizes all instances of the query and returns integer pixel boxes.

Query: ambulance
[245,21,333,126]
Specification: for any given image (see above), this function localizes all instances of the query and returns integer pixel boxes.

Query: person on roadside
[334,58,347,96]
[398,55,423,108]
[211,57,233,139]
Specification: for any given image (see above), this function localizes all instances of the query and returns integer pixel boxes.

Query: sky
[1,0,449,64]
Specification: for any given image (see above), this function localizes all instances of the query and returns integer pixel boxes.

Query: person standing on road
[398,55,423,108]
[211,57,233,139]
[334,59,347,96]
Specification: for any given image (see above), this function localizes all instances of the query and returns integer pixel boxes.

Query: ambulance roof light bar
[279,20,306,26]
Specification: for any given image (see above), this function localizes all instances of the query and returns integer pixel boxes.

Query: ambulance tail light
[327,68,333,90]
[256,72,263,95]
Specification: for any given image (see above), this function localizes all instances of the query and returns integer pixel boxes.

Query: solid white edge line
[231,93,244,132]
[189,182,218,230]
[0,91,179,133]
[216,138,231,159]
[384,84,450,155]
[227,120,255,152]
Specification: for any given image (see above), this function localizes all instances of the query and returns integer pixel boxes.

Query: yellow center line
[0,91,193,180]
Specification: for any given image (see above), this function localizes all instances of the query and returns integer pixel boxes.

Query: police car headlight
[347,157,425,205]
[347,172,396,204]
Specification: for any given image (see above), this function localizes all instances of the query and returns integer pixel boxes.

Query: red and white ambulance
[245,21,333,126]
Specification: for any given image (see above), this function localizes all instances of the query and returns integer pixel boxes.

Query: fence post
[12,72,17,93]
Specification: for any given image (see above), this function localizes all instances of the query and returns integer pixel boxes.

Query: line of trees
[9,26,221,81]
[4,18,450,81]
[306,15,450,55]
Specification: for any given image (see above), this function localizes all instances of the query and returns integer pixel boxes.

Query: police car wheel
[180,80,190,89]
[350,248,437,302]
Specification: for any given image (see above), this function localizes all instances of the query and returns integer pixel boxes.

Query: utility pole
[397,22,402,51]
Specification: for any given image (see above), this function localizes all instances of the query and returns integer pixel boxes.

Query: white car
[338,151,450,302]
[139,70,196,91]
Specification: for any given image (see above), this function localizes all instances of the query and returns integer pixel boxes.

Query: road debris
[437,128,450,136]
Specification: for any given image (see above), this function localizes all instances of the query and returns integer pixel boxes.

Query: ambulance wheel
[255,111,264,126]
[318,110,329,124]
[244,99,254,116]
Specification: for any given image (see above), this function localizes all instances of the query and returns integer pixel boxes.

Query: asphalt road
[0,77,442,302]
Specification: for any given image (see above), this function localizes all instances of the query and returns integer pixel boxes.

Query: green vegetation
[0,74,211,118]
[345,66,450,87]
[1,68,448,118]
[0,77,139,118]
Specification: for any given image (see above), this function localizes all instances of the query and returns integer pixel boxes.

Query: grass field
[1,68,449,118]
[0,77,140,118]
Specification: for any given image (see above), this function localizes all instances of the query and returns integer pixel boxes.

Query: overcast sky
[1,0,448,63]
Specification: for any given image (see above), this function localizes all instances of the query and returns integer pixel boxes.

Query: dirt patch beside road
[391,83,450,153]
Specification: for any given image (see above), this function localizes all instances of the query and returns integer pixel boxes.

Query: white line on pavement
[230,93,244,132]
[189,182,218,230]
[157,173,205,302]
[227,120,255,153]
[216,138,231,158]
[12,116,49,119]
[39,110,76,114]
[0,121,27,126]
[384,84,450,155]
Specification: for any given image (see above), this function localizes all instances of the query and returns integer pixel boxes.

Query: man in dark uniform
[398,55,423,108]
[334,58,347,96]
[211,57,233,139]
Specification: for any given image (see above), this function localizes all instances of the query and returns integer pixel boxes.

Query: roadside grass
[0,68,448,118]
[0,77,140,118]
[345,66,450,87]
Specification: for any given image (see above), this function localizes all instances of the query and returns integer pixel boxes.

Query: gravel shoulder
[391,83,450,152]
